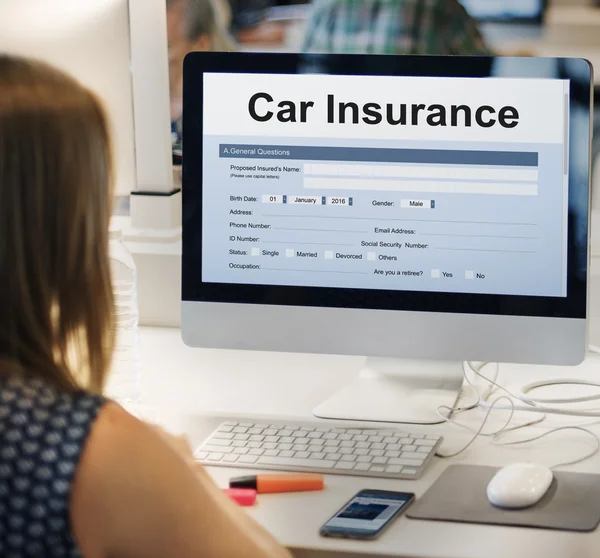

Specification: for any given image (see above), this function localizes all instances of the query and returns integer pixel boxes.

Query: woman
[0,55,292,558]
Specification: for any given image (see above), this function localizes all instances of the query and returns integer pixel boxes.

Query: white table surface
[138,326,600,558]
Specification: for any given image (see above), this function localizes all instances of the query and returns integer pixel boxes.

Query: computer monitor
[458,0,547,23]
[181,53,592,424]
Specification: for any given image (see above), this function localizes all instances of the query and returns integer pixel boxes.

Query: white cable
[436,361,600,468]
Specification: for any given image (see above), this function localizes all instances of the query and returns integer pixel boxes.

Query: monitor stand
[313,358,464,425]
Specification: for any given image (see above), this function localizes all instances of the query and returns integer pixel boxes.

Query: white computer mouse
[486,463,554,509]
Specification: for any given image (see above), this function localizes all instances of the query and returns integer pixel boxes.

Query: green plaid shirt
[302,0,492,56]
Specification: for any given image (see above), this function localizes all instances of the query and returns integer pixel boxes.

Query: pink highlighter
[222,488,257,507]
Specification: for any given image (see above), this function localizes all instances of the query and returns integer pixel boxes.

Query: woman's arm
[71,403,293,558]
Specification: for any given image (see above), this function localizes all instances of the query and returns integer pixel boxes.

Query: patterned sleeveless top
[0,374,105,557]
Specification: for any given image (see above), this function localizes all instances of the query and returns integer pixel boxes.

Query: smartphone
[320,489,415,540]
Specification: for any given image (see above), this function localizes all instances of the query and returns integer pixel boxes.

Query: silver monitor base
[313,358,464,425]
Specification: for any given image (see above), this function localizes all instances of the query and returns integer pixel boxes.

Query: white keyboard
[194,420,442,480]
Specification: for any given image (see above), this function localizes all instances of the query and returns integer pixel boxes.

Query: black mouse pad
[407,465,600,532]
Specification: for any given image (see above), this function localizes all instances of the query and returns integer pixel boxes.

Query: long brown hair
[0,55,115,393]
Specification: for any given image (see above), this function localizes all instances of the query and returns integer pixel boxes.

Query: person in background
[167,0,235,153]
[302,0,491,56]
[0,54,292,558]
[228,0,287,45]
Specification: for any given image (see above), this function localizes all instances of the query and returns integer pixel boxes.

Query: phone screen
[321,490,414,539]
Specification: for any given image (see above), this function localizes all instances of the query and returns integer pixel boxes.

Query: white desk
[139,326,600,558]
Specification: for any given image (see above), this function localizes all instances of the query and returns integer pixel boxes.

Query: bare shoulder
[70,402,292,558]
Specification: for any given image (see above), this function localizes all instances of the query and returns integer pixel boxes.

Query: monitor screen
[458,0,545,22]
[182,53,591,365]
[200,71,568,300]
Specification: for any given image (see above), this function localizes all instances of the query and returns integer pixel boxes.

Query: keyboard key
[370,466,385,472]
[369,449,384,457]
[385,451,400,458]
[323,433,338,440]
[371,442,385,450]
[383,437,399,444]
[325,453,341,461]
[354,463,370,471]
[295,451,310,458]
[263,442,277,450]
[233,427,248,434]
[340,441,355,448]
[401,452,425,460]
[294,445,309,453]
[341,455,356,462]
[233,448,249,455]
[264,449,279,457]
[399,438,413,445]
[335,462,355,470]
[248,427,263,434]
[255,424,269,429]
[201,446,233,454]
[207,453,224,461]
[389,458,423,467]
[195,451,209,460]
[338,448,353,455]
[223,455,239,463]
[218,426,234,433]
[232,441,247,448]
[279,430,293,437]
[239,422,253,427]
[280,437,294,444]
[206,438,232,447]
[355,442,369,449]
[353,435,368,442]
[415,438,437,446]
[337,434,352,441]
[354,449,368,456]
[301,426,315,431]
[248,442,262,449]
[372,457,387,465]
[386,444,401,451]
[310,452,326,460]
[238,455,258,464]
[263,429,277,436]
[223,421,238,427]
[292,431,308,438]
[307,432,323,439]
[386,465,402,474]
[347,429,363,435]
[356,456,372,463]
[324,440,340,447]
[403,468,418,476]
[308,439,325,446]
[368,436,383,443]
[426,435,439,440]
[264,435,278,443]
[331,428,347,434]
[249,435,265,442]
[411,433,424,439]
[418,447,430,453]
[279,450,295,458]
[249,449,264,456]
[403,445,417,453]
[258,456,336,469]
[213,432,234,440]
[278,443,293,451]
[234,434,250,441]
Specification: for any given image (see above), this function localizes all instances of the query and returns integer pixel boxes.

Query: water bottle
[106,228,142,404]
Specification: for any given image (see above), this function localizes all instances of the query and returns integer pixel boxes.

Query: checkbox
[251,247,260,256]
[367,252,377,261]
[324,250,334,260]
[465,270,474,280]
[431,269,440,278]
[286,248,295,258]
